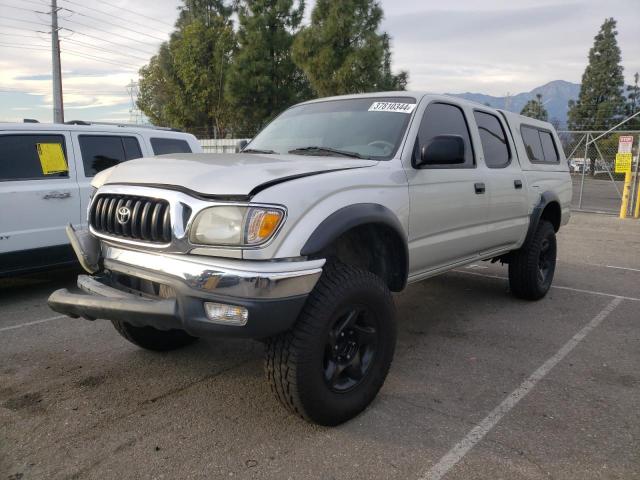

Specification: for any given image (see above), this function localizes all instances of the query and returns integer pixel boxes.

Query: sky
[0,0,638,124]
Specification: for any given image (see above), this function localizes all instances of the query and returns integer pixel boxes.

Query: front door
[405,102,489,275]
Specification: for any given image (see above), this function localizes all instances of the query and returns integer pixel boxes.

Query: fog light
[204,302,248,326]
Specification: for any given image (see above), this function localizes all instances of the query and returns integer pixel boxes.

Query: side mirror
[416,135,465,167]
[236,139,249,153]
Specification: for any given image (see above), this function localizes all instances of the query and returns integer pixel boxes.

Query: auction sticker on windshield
[368,102,416,114]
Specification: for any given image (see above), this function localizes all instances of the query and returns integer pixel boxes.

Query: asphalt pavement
[1,212,639,480]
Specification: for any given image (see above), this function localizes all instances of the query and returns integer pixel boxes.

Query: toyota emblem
[116,206,131,224]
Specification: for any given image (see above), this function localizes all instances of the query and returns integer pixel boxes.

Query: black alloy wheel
[324,306,378,392]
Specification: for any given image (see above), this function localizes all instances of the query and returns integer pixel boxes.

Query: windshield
[246,97,417,160]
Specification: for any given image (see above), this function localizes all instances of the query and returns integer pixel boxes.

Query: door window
[79,135,142,177]
[473,111,510,168]
[150,138,192,155]
[414,103,475,168]
[0,134,69,181]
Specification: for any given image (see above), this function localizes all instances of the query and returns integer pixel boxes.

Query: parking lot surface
[1,212,639,480]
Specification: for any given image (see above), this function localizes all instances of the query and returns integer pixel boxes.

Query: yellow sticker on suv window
[37,143,68,175]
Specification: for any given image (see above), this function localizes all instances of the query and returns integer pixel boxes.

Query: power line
[61,0,172,37]
[58,4,167,42]
[0,31,48,40]
[61,37,150,62]
[0,2,47,14]
[9,0,51,7]
[1,16,50,27]
[0,86,130,97]
[60,27,156,57]
[0,42,49,51]
[62,49,140,69]
[58,15,160,49]
[97,0,175,28]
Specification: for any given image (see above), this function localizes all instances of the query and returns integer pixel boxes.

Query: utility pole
[51,0,64,123]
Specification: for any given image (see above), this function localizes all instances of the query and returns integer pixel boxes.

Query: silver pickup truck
[49,92,571,426]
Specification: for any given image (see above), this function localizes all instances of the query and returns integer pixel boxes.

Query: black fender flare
[300,203,409,287]
[523,191,561,248]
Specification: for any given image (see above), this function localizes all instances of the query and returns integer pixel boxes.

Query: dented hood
[102,153,377,197]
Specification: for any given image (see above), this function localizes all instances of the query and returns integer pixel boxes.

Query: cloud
[1,0,639,122]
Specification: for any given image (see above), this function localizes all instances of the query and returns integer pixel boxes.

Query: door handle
[43,191,71,200]
[514,180,523,189]
[474,182,486,194]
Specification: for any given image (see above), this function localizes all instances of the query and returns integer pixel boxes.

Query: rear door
[72,133,144,225]
[0,131,80,266]
[472,110,529,252]
[405,101,490,274]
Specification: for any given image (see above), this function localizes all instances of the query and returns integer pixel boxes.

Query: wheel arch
[524,191,561,248]
[300,203,408,292]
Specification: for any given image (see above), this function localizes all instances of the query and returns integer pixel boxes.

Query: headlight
[190,205,285,246]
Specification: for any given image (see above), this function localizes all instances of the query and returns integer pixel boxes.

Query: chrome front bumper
[101,245,324,300]
[48,231,325,338]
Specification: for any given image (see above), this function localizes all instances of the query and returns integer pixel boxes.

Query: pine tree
[226,0,310,135]
[291,0,407,96]
[626,72,640,130]
[567,18,626,131]
[520,93,548,121]
[137,0,235,136]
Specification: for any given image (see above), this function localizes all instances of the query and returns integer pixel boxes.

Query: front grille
[90,194,171,243]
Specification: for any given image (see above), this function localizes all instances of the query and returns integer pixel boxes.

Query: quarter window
[79,135,142,177]
[539,131,559,163]
[521,126,559,163]
[0,134,68,181]
[151,138,192,155]
[473,111,510,168]
[415,103,474,168]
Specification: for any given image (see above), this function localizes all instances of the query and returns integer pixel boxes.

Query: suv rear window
[0,134,68,181]
[151,138,192,155]
[521,126,559,163]
[79,135,142,177]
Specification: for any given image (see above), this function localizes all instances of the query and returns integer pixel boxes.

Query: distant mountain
[448,80,581,126]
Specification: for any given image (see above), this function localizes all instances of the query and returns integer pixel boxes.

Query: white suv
[0,122,201,276]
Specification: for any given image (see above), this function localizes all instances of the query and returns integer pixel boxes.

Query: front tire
[111,320,198,351]
[265,262,396,426]
[508,220,557,300]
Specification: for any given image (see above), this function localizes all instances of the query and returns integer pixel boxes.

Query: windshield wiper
[242,148,278,154]
[288,146,364,159]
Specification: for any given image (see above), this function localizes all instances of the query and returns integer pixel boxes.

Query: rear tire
[508,220,557,300]
[111,320,198,351]
[265,262,396,426]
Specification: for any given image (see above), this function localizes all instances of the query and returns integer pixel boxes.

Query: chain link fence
[559,131,640,214]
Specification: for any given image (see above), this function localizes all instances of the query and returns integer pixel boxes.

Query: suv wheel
[265,262,396,426]
[508,219,557,300]
[111,320,198,351]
